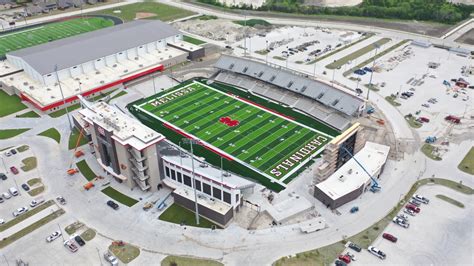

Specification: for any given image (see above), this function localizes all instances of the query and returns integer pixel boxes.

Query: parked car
[4,151,12,157]
[383,233,398,243]
[8,187,18,196]
[46,231,62,242]
[393,217,409,228]
[10,167,19,175]
[335,260,347,266]
[0,173,7,180]
[10,149,17,155]
[30,198,45,208]
[404,208,416,216]
[397,214,409,221]
[56,196,67,205]
[13,207,28,217]
[64,240,78,252]
[107,200,119,210]
[368,246,386,260]
[0,219,4,224]
[422,103,430,108]
[348,243,362,252]
[2,192,11,199]
[0,197,3,203]
[409,199,421,207]
[418,117,430,123]
[406,204,421,213]
[104,252,119,266]
[338,255,351,264]
[363,67,373,72]
[413,194,429,204]
[21,184,30,191]
[73,234,86,246]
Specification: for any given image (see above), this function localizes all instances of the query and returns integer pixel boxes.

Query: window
[177,172,182,183]
[194,180,201,191]
[223,192,231,204]
[301,86,307,92]
[177,172,182,181]
[243,67,248,73]
[183,175,191,187]
[317,93,324,99]
[332,99,339,106]
[118,52,123,55]
[165,167,170,177]
[96,59,101,62]
[203,183,211,195]
[287,81,293,88]
[73,66,77,69]
[270,75,276,82]
[257,71,264,77]
[213,187,221,200]
[229,63,234,70]
[170,169,176,180]
[47,74,52,77]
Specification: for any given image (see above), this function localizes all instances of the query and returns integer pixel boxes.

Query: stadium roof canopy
[7,20,180,75]
[214,55,365,116]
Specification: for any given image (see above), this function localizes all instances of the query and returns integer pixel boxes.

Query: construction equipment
[376,119,385,125]
[342,147,381,192]
[74,150,84,158]
[83,182,94,191]
[143,202,153,211]
[68,127,86,170]
[67,168,79,175]
[425,136,437,144]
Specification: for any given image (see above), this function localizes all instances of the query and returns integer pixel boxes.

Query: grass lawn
[28,186,45,197]
[405,115,422,128]
[0,209,64,249]
[65,221,85,235]
[0,17,113,58]
[458,147,474,175]
[48,103,81,118]
[68,128,89,150]
[274,178,473,265]
[385,95,401,106]
[436,194,465,208]
[109,242,140,263]
[80,228,97,241]
[0,200,55,232]
[159,204,220,229]
[101,186,138,207]
[421,143,442,161]
[0,128,30,139]
[161,256,223,266]
[26,177,42,186]
[76,160,97,181]
[343,39,410,76]
[20,156,37,171]
[37,128,61,144]
[0,90,27,117]
[109,90,128,101]
[197,15,218,20]
[233,19,271,27]
[16,111,40,118]
[326,38,391,69]
[183,35,206,45]
[17,145,29,152]
[93,2,195,22]
[273,56,286,61]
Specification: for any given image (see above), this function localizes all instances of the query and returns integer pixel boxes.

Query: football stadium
[0,16,115,58]
[129,79,339,190]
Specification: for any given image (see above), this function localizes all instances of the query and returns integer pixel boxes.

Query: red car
[338,255,351,264]
[10,166,19,175]
[383,233,398,243]
[418,117,430,123]
[406,204,420,213]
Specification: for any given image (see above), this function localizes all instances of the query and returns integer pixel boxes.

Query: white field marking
[0,26,44,39]
[134,105,287,187]
[276,144,327,183]
[195,80,334,139]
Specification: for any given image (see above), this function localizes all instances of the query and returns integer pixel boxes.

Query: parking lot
[343,185,472,265]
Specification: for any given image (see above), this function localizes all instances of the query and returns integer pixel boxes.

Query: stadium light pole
[54,65,73,130]
[152,72,157,95]
[367,44,380,101]
[182,138,200,225]
[265,40,269,64]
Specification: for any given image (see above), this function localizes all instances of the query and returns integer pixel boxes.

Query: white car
[12,207,28,217]
[30,198,45,208]
[393,217,409,228]
[368,246,386,259]
[397,214,409,221]
[0,219,5,225]
[56,196,66,205]
[413,194,429,204]
[64,240,78,253]
[104,252,119,266]
[46,231,62,242]
[404,208,416,216]
[2,192,11,199]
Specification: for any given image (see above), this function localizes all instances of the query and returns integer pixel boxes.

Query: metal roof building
[6,20,182,85]
[214,55,365,117]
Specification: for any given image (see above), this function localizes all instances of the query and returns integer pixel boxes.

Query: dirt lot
[455,28,474,45]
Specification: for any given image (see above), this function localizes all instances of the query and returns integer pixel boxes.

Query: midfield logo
[219,116,239,127]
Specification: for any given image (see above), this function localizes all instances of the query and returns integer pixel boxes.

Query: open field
[92,2,195,22]
[458,147,474,175]
[16,111,40,118]
[159,204,220,229]
[133,80,332,182]
[0,90,27,117]
[0,17,114,58]
[101,186,138,207]
[109,242,140,263]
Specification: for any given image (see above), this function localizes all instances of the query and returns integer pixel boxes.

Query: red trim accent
[21,65,164,111]
[228,92,295,120]
[163,123,233,161]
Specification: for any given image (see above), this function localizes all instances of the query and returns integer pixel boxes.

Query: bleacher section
[214,55,365,117]
[215,71,351,131]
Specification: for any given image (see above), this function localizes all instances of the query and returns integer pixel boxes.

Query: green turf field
[133,81,333,183]
[0,17,114,58]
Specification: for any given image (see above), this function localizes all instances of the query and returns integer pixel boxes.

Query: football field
[134,81,334,183]
[0,17,114,58]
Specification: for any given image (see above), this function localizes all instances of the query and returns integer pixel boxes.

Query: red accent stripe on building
[227,92,295,120]
[163,123,233,161]
[21,65,164,111]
